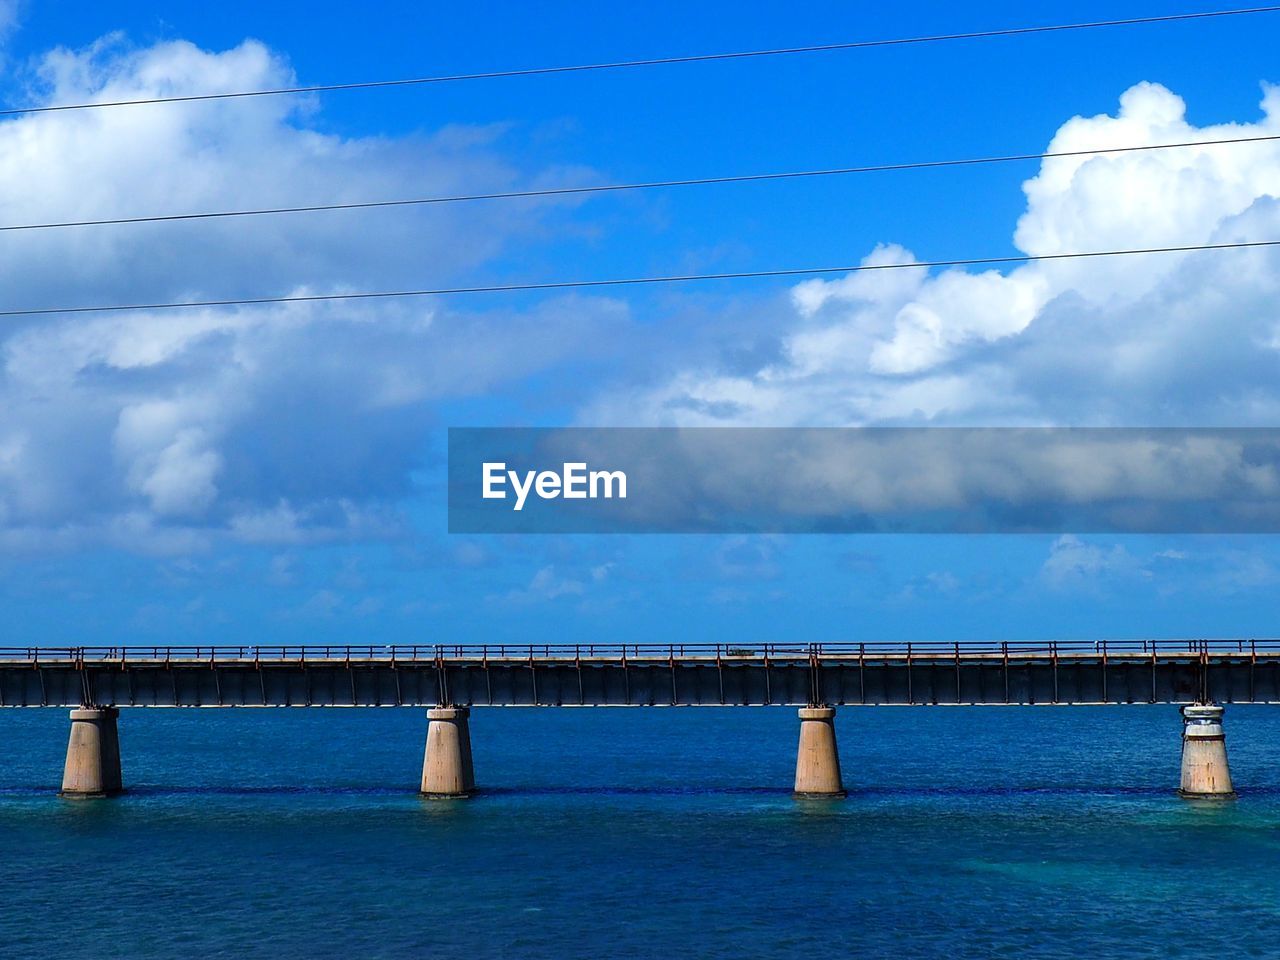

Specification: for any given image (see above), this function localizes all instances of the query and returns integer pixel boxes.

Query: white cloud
[1040,537,1280,595]
[452,540,489,567]
[589,82,1280,428]
[503,565,587,603]
[266,553,298,587]
[0,36,570,297]
[1041,535,1145,586]
[114,399,222,516]
[715,536,781,579]
[888,569,963,603]
[0,35,625,549]
[0,1,18,45]
[289,589,341,620]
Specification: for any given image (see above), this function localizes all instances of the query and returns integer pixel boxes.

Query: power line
[1,238,1275,318]
[3,133,1277,234]
[3,6,1277,118]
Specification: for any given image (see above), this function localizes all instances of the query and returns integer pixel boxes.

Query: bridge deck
[1,641,1278,708]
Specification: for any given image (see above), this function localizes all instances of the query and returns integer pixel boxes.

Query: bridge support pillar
[60,708,123,798]
[421,707,476,799]
[1179,704,1235,799]
[794,706,845,798]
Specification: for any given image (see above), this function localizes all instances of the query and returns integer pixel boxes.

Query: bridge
[2,640,1269,801]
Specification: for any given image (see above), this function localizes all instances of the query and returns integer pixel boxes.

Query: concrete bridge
[1,640,1269,801]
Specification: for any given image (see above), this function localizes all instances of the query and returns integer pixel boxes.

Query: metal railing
[0,639,1278,663]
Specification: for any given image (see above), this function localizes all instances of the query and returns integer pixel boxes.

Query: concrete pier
[60,707,123,798]
[1179,704,1235,799]
[794,706,845,798]
[421,707,476,798]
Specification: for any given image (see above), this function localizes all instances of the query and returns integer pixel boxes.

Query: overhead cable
[2,6,1276,117]
[2,133,1276,233]
[1,238,1275,318]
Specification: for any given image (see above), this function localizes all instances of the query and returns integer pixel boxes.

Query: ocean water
[2,705,1279,959]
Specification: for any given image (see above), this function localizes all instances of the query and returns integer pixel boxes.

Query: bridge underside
[2,653,1278,707]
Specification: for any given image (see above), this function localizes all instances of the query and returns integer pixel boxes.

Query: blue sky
[1,1,1279,645]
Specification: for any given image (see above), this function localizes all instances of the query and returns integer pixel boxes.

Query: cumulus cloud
[0,35,586,303]
[0,35,625,550]
[589,82,1280,428]
[0,295,625,544]
[0,2,16,42]
[502,565,587,603]
[715,535,781,579]
[1041,535,1145,586]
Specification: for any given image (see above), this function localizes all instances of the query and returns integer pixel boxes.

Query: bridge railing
[1,639,1279,663]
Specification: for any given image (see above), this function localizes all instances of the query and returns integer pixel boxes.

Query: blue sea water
[2,705,1279,959]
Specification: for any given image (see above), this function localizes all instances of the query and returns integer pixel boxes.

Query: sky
[1,0,1279,646]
